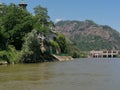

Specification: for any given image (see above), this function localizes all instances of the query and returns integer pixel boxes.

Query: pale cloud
[55,18,63,23]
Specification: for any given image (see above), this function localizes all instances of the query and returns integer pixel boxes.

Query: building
[19,0,27,9]
[90,50,119,58]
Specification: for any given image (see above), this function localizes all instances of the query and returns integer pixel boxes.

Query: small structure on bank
[90,50,119,58]
[19,0,27,9]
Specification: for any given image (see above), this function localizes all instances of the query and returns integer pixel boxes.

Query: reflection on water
[0,63,55,82]
[0,58,120,90]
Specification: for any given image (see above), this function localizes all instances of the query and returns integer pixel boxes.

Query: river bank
[52,54,73,61]
[0,61,8,65]
[0,54,73,65]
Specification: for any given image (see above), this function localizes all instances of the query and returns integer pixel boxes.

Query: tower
[19,0,27,9]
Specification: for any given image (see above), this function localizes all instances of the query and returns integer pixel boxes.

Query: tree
[56,34,68,53]
[33,5,54,34]
[0,3,8,50]
[20,30,45,63]
[1,3,33,50]
[0,29,7,50]
[34,5,50,25]
[50,40,59,54]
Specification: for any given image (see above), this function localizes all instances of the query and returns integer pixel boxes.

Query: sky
[1,0,120,32]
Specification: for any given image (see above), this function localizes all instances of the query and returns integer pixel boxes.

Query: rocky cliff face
[55,20,120,51]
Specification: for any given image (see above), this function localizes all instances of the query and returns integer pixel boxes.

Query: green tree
[20,30,44,63]
[0,29,7,50]
[0,4,7,50]
[56,34,68,53]
[34,5,50,25]
[50,40,59,54]
[33,5,54,34]
[1,3,33,50]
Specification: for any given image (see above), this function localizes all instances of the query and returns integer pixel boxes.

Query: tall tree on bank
[0,3,7,50]
[56,34,68,53]
[0,3,33,50]
[33,5,54,34]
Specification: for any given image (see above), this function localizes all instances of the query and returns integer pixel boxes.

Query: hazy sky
[1,0,120,31]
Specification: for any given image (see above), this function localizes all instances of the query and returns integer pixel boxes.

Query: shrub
[0,45,20,64]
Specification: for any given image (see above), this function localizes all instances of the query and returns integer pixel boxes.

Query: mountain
[55,20,120,51]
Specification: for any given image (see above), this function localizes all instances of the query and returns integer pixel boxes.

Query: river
[0,58,120,90]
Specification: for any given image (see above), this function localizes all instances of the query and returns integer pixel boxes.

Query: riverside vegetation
[0,3,82,64]
[3,3,119,64]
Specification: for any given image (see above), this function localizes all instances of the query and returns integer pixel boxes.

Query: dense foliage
[0,4,33,50]
[73,35,112,51]
[0,3,73,64]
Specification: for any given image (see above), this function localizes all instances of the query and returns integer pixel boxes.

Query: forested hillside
[55,20,120,51]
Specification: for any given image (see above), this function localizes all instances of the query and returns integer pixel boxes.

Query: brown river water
[0,58,120,90]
